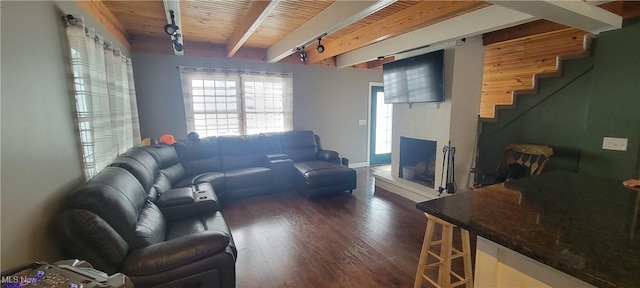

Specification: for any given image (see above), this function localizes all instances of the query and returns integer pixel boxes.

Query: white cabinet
[474,237,596,288]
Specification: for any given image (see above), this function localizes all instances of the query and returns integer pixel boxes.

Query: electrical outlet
[359,120,367,125]
[602,137,628,151]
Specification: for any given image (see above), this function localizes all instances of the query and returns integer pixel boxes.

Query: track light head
[164,24,179,36]
[173,40,184,52]
[171,33,184,52]
[316,37,324,53]
[164,10,179,36]
[300,50,307,62]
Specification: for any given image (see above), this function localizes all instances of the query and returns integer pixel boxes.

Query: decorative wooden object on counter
[414,213,473,288]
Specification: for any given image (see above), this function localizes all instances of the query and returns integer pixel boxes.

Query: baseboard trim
[349,162,369,168]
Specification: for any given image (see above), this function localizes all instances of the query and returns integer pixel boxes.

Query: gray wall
[132,53,382,164]
[1,1,129,269]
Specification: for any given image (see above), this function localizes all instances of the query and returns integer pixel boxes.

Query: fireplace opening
[399,137,437,188]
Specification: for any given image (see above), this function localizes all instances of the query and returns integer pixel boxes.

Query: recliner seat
[56,167,237,288]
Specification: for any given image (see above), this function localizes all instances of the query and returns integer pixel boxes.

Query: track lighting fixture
[299,47,308,62]
[172,34,184,52]
[164,10,179,36]
[316,37,325,53]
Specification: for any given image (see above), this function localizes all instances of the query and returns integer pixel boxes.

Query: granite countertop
[416,170,640,288]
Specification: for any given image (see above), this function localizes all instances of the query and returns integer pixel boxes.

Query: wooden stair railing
[480,28,595,122]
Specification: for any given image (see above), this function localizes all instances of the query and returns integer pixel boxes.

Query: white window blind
[180,67,293,137]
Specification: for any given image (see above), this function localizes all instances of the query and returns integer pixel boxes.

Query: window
[180,68,293,137]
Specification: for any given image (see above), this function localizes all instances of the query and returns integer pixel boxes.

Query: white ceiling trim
[487,0,622,34]
[163,0,183,56]
[336,5,536,68]
[266,0,396,63]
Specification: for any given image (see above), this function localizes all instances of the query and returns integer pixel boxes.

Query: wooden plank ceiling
[93,0,489,68]
[90,0,637,70]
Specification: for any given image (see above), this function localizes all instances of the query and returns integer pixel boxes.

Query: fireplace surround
[399,136,437,188]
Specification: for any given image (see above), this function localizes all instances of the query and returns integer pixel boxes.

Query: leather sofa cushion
[144,145,181,168]
[192,172,225,191]
[219,135,264,171]
[65,167,158,248]
[144,145,187,194]
[280,130,318,162]
[294,161,356,188]
[259,132,283,154]
[166,212,234,249]
[56,209,129,274]
[123,229,231,276]
[110,147,159,193]
[224,167,272,190]
[131,203,167,249]
[174,137,223,175]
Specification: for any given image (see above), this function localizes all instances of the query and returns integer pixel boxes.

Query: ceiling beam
[306,1,488,64]
[486,0,622,34]
[76,0,131,51]
[266,0,397,63]
[336,5,536,68]
[483,20,571,46]
[367,57,395,69]
[163,0,183,56]
[226,0,279,58]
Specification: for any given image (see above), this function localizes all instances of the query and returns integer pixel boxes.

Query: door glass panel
[375,91,393,155]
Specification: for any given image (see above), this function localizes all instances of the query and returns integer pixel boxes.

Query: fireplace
[399,137,437,188]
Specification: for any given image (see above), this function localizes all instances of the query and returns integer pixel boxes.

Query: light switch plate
[602,137,628,151]
[359,120,367,125]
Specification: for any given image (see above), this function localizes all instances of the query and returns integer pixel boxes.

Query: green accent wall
[579,18,640,179]
[479,18,640,180]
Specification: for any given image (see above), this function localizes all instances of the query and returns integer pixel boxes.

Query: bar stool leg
[414,213,473,288]
[461,229,474,288]
[414,218,436,288]
[439,223,453,287]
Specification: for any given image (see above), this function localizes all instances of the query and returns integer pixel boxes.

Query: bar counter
[416,171,640,287]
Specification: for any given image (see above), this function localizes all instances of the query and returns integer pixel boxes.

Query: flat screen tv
[383,49,444,104]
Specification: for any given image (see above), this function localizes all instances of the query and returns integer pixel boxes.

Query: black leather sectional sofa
[55,130,356,288]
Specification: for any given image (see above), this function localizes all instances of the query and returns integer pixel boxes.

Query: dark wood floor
[220,168,471,288]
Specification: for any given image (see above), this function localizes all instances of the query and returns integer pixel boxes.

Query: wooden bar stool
[414,213,473,288]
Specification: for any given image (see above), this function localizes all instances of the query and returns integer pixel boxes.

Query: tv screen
[383,50,444,104]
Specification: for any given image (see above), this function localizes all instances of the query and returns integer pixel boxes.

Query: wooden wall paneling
[76,0,131,50]
[325,1,418,41]
[180,1,253,44]
[599,1,640,19]
[483,20,570,45]
[101,1,166,39]
[226,0,279,57]
[130,35,174,55]
[480,28,590,120]
[245,1,335,48]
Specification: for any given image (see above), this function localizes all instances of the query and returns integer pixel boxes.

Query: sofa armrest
[122,231,230,276]
[317,150,339,163]
[156,188,195,207]
[159,189,219,221]
[265,153,290,161]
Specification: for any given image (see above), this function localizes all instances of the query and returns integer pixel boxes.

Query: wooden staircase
[480,28,595,122]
